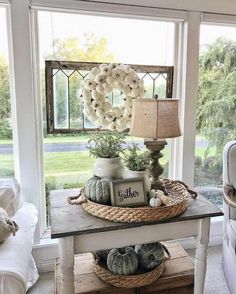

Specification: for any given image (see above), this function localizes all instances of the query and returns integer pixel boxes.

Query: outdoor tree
[0,55,11,139]
[43,33,117,131]
[197,37,236,165]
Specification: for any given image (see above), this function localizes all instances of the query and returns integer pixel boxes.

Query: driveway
[0,139,207,154]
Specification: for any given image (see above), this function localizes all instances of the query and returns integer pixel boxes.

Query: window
[37,11,175,224]
[194,23,236,208]
[0,6,14,178]
[45,61,174,133]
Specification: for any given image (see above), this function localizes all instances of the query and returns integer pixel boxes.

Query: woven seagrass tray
[68,178,197,223]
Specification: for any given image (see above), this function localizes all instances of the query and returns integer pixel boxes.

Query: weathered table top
[50,188,223,239]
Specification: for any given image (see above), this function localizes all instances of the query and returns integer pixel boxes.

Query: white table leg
[194,218,210,294]
[59,236,75,294]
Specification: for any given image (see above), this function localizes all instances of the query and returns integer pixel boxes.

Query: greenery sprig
[123,143,151,171]
[87,131,125,158]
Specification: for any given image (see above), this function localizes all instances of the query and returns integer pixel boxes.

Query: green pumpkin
[107,247,138,275]
[135,242,165,270]
[95,249,110,263]
[84,176,110,205]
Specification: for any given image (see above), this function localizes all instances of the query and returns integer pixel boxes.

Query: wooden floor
[55,241,194,294]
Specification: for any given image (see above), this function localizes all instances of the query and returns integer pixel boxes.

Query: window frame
[45,60,174,134]
[7,2,188,241]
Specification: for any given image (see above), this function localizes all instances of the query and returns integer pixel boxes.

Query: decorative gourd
[149,189,171,206]
[84,176,111,205]
[95,249,110,263]
[149,197,161,207]
[135,242,165,270]
[107,247,138,275]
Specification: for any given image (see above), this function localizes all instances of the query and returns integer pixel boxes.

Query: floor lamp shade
[129,98,181,139]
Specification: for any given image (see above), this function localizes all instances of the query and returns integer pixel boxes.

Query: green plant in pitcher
[87,131,125,158]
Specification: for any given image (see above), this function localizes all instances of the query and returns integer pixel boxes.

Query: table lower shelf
[55,241,194,294]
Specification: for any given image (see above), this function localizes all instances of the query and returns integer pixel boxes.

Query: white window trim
[203,12,236,24]
[31,0,236,16]
[31,0,187,21]
[174,12,201,188]
[7,0,45,242]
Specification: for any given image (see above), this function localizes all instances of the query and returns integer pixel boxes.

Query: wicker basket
[93,243,170,288]
[68,178,197,223]
[93,258,165,288]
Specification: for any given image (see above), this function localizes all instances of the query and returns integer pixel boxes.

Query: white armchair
[0,178,39,293]
[223,141,236,293]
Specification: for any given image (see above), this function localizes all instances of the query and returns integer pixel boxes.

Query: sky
[37,11,174,66]
[1,7,236,65]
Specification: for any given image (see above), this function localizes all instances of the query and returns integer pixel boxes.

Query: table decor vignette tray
[68,178,197,223]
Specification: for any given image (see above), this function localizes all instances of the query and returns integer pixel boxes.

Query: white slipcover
[0,202,39,294]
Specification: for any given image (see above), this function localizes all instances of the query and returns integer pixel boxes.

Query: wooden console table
[50,189,223,294]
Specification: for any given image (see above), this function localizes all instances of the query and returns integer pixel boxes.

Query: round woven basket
[93,259,165,288]
[68,178,197,223]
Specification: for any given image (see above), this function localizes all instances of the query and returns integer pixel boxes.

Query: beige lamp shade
[129,98,181,139]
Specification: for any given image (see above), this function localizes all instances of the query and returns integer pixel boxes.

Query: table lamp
[129,98,181,194]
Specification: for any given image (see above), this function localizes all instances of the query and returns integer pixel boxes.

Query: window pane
[38,11,175,224]
[195,24,236,209]
[53,70,69,129]
[0,7,14,177]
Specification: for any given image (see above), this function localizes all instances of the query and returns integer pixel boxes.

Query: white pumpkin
[149,189,170,206]
[149,197,161,207]
[155,190,165,198]
[149,189,156,198]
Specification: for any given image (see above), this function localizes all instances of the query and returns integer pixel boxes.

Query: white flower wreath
[81,63,145,132]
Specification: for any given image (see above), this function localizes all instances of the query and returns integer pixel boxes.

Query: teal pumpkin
[135,242,165,270]
[84,176,110,205]
[95,249,110,263]
[107,247,138,275]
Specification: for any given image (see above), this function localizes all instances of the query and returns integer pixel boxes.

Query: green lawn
[0,146,211,179]
[44,151,95,175]
[0,132,213,195]
[0,154,14,176]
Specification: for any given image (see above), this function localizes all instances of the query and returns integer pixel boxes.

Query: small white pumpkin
[149,189,156,198]
[149,197,161,207]
[155,190,165,198]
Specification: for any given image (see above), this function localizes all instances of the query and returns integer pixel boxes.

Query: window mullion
[7,0,45,242]
[177,11,201,188]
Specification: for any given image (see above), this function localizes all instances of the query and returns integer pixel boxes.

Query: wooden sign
[109,177,148,207]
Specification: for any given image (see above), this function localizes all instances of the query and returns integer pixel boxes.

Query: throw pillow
[0,178,22,217]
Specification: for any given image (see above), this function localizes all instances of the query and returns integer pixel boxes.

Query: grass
[0,146,210,179]
[0,154,14,176]
[0,133,214,195]
[44,151,95,175]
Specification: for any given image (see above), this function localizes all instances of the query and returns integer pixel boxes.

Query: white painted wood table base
[50,189,223,294]
[59,236,75,294]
